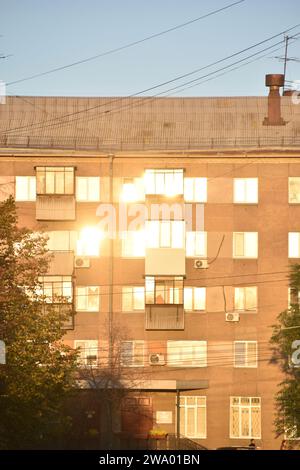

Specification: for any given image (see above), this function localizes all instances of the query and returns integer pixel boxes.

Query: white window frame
[233,232,258,259]
[167,340,207,367]
[289,177,300,204]
[146,220,185,249]
[184,287,206,311]
[76,286,100,312]
[122,286,145,312]
[186,231,207,258]
[234,178,258,204]
[44,230,77,251]
[144,169,184,196]
[289,232,300,258]
[230,397,261,439]
[121,231,145,257]
[76,177,100,202]
[121,340,145,367]
[37,275,73,303]
[15,176,36,201]
[184,178,207,202]
[179,396,207,439]
[74,340,98,367]
[120,177,145,202]
[234,286,257,313]
[234,341,258,368]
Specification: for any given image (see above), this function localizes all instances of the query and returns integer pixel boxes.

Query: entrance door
[121,397,153,439]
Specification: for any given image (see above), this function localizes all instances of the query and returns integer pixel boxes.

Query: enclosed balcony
[145,276,184,330]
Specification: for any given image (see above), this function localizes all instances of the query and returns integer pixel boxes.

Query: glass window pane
[289,232,300,258]
[172,221,184,248]
[241,408,250,437]
[145,277,154,304]
[184,287,193,311]
[235,342,246,367]
[36,170,45,194]
[197,406,206,438]
[15,176,28,201]
[234,179,245,202]
[87,286,99,311]
[160,221,171,247]
[246,179,258,203]
[64,169,74,194]
[184,178,194,201]
[55,171,65,194]
[245,287,257,310]
[245,232,258,258]
[235,287,245,310]
[77,287,87,310]
[289,177,300,203]
[122,287,132,312]
[194,287,205,310]
[76,177,88,201]
[195,178,207,202]
[146,221,159,248]
[234,233,244,257]
[45,171,55,194]
[133,287,144,310]
[144,171,155,194]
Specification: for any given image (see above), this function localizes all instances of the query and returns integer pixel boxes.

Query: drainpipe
[176,389,180,442]
[108,154,114,370]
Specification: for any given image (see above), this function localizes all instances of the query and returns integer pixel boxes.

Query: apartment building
[0,74,300,449]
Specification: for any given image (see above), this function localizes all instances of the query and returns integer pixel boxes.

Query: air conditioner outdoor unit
[194,259,208,269]
[149,353,166,366]
[226,312,240,322]
[75,256,90,268]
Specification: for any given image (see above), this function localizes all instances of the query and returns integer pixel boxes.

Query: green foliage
[0,197,78,449]
[270,264,300,443]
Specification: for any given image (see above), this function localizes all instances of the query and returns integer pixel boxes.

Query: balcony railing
[145,304,184,330]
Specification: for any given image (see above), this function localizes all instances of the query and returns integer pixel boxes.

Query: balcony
[145,304,184,330]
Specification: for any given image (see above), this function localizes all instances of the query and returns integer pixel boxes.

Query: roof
[1,95,300,152]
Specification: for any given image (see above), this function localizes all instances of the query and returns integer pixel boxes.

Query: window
[289,233,300,258]
[184,287,206,311]
[76,177,100,201]
[234,341,257,368]
[121,341,144,367]
[289,177,300,203]
[74,340,98,367]
[121,231,145,257]
[15,176,36,201]
[186,232,207,257]
[76,286,100,312]
[230,397,261,438]
[37,276,72,303]
[144,169,184,196]
[234,178,258,203]
[234,287,257,312]
[146,220,185,249]
[122,287,145,312]
[167,341,207,367]
[36,167,74,195]
[145,276,183,305]
[121,177,145,202]
[180,396,206,439]
[233,232,258,258]
[45,230,77,251]
[76,227,102,256]
[184,178,207,202]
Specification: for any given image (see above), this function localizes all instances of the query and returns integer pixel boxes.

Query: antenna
[283,35,289,93]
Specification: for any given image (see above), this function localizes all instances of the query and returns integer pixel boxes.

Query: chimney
[263,74,286,126]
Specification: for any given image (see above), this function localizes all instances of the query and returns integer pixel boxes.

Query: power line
[2,23,300,136]
[6,0,246,87]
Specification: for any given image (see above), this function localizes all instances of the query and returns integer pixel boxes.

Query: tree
[0,197,78,449]
[76,321,148,449]
[270,264,300,446]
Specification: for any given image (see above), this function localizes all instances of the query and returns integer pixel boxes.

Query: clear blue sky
[1,0,300,97]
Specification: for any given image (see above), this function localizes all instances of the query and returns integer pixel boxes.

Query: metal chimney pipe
[263,74,286,126]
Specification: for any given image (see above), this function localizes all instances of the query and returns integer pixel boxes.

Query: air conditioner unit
[75,256,90,268]
[194,259,208,269]
[226,312,240,322]
[149,353,166,366]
